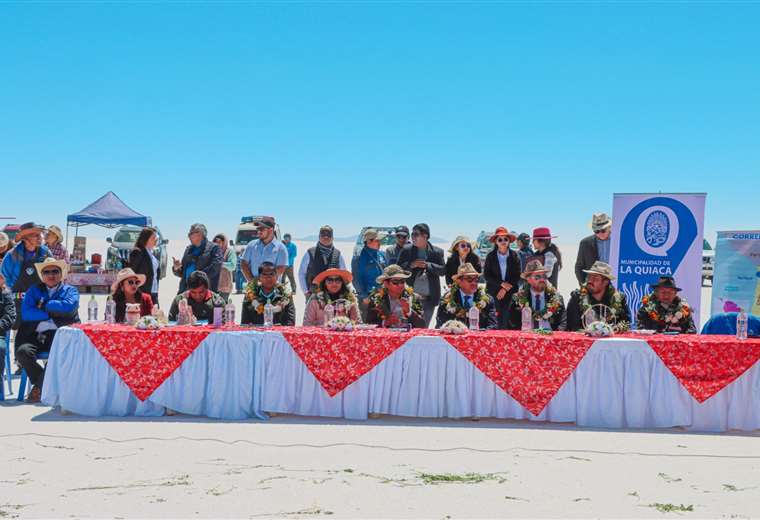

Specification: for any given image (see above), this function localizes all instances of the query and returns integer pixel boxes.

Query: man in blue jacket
[16,258,80,403]
[351,229,388,321]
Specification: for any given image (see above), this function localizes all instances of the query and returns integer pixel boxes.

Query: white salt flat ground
[2,237,736,518]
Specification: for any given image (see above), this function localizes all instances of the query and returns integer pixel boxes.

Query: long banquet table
[41,324,760,432]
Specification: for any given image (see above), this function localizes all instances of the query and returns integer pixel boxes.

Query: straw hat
[591,213,612,232]
[34,257,69,280]
[582,261,615,281]
[46,225,64,243]
[452,263,481,282]
[111,268,147,293]
[0,232,8,250]
[449,235,475,254]
[16,222,46,242]
[489,227,517,243]
[363,228,388,242]
[312,268,353,287]
[521,259,549,280]
[376,264,411,284]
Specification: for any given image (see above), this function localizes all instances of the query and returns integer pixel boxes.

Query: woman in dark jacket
[444,236,482,286]
[482,227,521,329]
[128,227,160,304]
[530,227,563,289]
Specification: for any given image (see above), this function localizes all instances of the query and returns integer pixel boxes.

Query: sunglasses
[388,279,406,286]
[125,279,140,286]
[594,229,609,235]
[495,237,510,243]
[457,243,471,249]
[42,269,61,276]
[325,277,343,283]
[461,276,479,283]
[529,274,546,281]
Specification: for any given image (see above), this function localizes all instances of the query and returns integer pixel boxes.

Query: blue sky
[1,2,758,243]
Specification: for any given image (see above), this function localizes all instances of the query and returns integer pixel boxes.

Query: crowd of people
[0,212,699,403]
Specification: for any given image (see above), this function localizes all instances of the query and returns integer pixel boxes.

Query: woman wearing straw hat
[111,268,154,323]
[303,268,360,326]
[530,227,563,289]
[45,225,68,262]
[483,227,521,329]
[444,236,481,286]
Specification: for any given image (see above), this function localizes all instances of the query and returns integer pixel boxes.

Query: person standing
[44,225,68,262]
[172,223,223,293]
[397,223,445,327]
[384,226,409,266]
[282,233,298,293]
[129,227,161,304]
[574,213,612,286]
[515,233,534,273]
[0,232,11,265]
[213,233,237,302]
[351,228,388,321]
[240,217,288,283]
[444,236,481,286]
[483,227,521,329]
[298,225,346,297]
[530,227,563,289]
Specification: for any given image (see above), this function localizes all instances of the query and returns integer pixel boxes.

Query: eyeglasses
[457,243,471,249]
[388,279,406,286]
[461,276,479,283]
[325,277,343,283]
[496,237,510,243]
[125,279,140,286]
[42,270,61,276]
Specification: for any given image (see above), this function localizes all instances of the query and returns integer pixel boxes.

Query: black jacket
[0,289,16,336]
[241,300,296,326]
[566,287,631,332]
[365,292,425,329]
[574,235,599,286]
[508,290,566,331]
[444,252,482,286]
[173,239,223,293]
[129,247,157,295]
[483,248,521,309]
[435,288,498,330]
[397,243,446,303]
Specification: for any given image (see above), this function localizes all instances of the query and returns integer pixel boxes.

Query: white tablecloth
[41,328,760,432]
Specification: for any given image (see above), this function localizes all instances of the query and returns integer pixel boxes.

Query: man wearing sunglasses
[384,225,409,266]
[509,260,566,330]
[574,213,612,286]
[435,263,497,330]
[397,223,445,327]
[16,258,80,402]
[298,225,347,297]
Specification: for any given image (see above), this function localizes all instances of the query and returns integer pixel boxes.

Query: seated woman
[241,262,296,326]
[303,268,360,326]
[111,268,154,323]
[365,265,425,328]
[636,276,696,333]
[168,271,226,322]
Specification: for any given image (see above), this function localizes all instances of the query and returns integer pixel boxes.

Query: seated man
[0,273,17,381]
[436,263,497,330]
[366,265,425,328]
[566,261,631,332]
[509,260,566,330]
[168,271,226,323]
[636,276,696,333]
[241,262,296,326]
[16,258,80,402]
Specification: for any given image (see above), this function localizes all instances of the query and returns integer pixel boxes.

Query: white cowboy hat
[34,257,69,280]
[111,268,147,293]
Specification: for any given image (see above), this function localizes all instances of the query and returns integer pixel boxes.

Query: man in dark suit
[436,263,497,330]
[397,223,445,327]
[574,213,612,286]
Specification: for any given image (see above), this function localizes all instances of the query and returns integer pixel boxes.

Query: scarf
[317,242,335,264]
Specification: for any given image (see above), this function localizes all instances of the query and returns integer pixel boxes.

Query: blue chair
[701,312,760,335]
[1,334,10,400]
[17,350,49,402]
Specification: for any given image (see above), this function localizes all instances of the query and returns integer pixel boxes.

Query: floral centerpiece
[135,315,162,330]
[326,316,354,332]
[440,319,468,335]
[585,320,613,337]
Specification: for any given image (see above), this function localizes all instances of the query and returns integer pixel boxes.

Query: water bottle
[213,305,223,328]
[521,306,533,331]
[737,309,748,340]
[324,302,335,326]
[87,295,98,322]
[538,319,550,331]
[104,296,116,324]
[263,301,274,328]
[468,306,480,330]
[224,302,236,326]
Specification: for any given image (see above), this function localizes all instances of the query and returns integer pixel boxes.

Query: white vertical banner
[609,193,706,328]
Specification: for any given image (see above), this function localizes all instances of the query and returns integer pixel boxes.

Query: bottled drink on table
[263,301,274,328]
[224,302,236,326]
[212,305,223,328]
[521,306,533,331]
[104,296,116,324]
[323,302,335,326]
[468,306,479,330]
[736,309,748,340]
[87,294,98,322]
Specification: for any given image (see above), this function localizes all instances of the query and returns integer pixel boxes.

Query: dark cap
[395,225,409,237]
[517,233,530,244]
[257,216,276,229]
[652,276,682,291]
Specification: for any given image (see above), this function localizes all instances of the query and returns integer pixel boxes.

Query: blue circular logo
[644,210,670,247]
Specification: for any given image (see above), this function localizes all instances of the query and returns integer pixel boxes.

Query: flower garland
[579,284,630,332]
[514,282,562,321]
[314,285,358,308]
[442,283,491,319]
[367,285,422,322]
[640,294,691,326]
[244,278,293,314]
